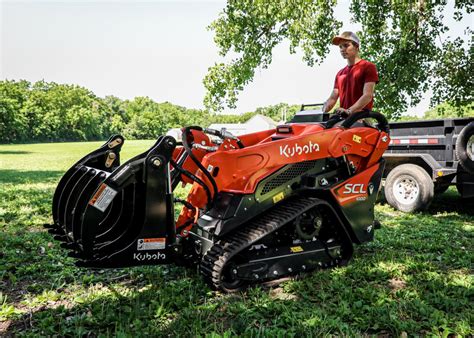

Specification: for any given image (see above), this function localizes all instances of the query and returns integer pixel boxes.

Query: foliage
[0,80,306,144]
[0,141,472,336]
[204,0,340,111]
[204,0,473,119]
[0,80,301,144]
[424,101,474,119]
[254,102,300,122]
[0,80,109,143]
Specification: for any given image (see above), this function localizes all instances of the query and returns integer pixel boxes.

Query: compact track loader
[46,110,390,292]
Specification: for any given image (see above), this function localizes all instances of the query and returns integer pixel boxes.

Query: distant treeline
[1,80,471,144]
[0,80,299,143]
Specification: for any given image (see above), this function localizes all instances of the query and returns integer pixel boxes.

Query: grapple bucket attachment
[46,135,177,267]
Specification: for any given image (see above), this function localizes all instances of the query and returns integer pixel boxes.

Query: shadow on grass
[5,201,473,336]
[0,169,64,185]
[5,251,472,336]
[0,150,32,155]
[3,180,473,335]
[428,190,474,216]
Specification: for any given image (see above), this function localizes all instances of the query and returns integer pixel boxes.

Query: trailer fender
[383,153,442,179]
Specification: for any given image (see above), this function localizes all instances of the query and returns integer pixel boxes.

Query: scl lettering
[343,184,366,194]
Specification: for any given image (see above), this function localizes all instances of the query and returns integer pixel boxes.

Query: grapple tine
[62,169,103,238]
[94,190,126,240]
[91,185,142,255]
[68,251,84,259]
[48,228,65,236]
[43,223,57,230]
[53,235,68,242]
[67,170,108,242]
[60,242,79,250]
[55,166,89,234]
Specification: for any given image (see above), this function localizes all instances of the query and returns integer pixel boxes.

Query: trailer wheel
[456,122,474,174]
[385,164,434,212]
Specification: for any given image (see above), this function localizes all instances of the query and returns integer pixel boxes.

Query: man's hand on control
[334,108,352,118]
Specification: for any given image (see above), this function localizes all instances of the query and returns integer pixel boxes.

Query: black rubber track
[199,197,352,292]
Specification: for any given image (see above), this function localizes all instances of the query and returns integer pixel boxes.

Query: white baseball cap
[332,31,360,46]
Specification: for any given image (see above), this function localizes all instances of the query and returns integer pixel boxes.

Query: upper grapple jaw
[46,135,178,268]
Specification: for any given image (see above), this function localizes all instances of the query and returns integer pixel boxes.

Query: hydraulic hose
[182,126,219,209]
[170,159,213,210]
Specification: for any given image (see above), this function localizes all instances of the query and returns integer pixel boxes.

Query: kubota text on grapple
[46,110,390,292]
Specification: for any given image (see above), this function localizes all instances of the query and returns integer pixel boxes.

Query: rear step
[45,135,178,268]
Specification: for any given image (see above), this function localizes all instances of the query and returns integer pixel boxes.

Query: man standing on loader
[322,31,379,116]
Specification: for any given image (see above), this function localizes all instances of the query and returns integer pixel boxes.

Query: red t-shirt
[333,59,379,110]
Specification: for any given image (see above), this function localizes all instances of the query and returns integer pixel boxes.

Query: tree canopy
[0,80,298,143]
[204,0,473,119]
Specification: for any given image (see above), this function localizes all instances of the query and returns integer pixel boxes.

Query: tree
[204,0,473,119]
[0,80,30,142]
[424,101,474,119]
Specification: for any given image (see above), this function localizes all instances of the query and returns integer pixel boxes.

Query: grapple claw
[51,135,177,267]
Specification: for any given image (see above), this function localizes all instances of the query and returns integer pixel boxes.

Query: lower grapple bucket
[45,135,177,267]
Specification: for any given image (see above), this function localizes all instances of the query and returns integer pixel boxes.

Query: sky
[1,0,470,116]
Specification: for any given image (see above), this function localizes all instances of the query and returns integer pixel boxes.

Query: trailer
[383,118,474,212]
[290,105,474,212]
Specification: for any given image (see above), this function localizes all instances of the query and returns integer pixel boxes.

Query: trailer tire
[385,164,434,212]
[456,122,474,174]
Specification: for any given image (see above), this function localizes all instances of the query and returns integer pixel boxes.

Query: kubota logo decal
[133,252,166,261]
[280,141,320,158]
[343,184,367,194]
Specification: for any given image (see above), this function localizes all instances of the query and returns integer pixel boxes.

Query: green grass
[1,141,473,336]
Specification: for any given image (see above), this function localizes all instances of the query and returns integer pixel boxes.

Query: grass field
[1,140,473,336]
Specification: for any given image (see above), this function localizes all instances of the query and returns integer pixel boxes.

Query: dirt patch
[269,287,298,300]
[388,278,407,292]
[0,319,12,335]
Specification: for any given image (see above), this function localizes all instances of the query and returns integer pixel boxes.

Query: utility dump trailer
[383,118,474,212]
[291,105,474,212]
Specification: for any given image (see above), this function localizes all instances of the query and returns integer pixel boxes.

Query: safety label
[137,238,166,251]
[353,134,362,143]
[89,184,118,212]
[273,192,285,204]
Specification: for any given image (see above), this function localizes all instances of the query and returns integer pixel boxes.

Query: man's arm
[322,88,339,113]
[348,82,376,113]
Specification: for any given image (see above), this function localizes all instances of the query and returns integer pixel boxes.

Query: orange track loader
[46,110,390,292]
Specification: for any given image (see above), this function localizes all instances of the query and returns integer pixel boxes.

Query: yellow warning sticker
[273,192,285,204]
[353,134,362,143]
[290,246,303,253]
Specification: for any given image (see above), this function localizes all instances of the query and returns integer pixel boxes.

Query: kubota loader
[46,110,390,292]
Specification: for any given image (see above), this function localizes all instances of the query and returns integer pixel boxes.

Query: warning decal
[89,184,118,212]
[137,238,166,251]
[273,192,285,204]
